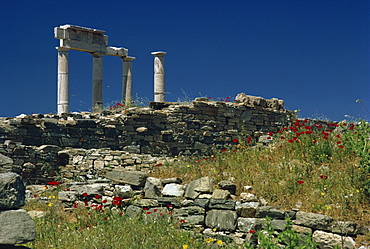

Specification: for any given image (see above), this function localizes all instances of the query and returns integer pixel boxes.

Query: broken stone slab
[330,221,357,236]
[0,154,13,168]
[237,217,264,233]
[114,185,133,198]
[208,199,236,210]
[125,205,142,219]
[0,173,25,209]
[211,189,230,199]
[173,206,206,217]
[294,211,334,231]
[0,209,36,244]
[313,230,356,249]
[69,183,109,196]
[161,183,184,197]
[256,206,286,219]
[155,197,181,208]
[218,180,237,195]
[184,176,214,199]
[235,202,259,218]
[205,210,237,231]
[144,177,162,198]
[105,170,148,186]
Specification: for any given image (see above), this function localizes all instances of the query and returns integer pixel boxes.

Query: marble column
[57,47,70,114]
[121,56,135,107]
[151,51,167,102]
[91,52,104,112]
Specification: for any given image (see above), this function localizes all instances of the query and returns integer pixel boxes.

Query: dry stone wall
[26,174,368,248]
[0,96,294,157]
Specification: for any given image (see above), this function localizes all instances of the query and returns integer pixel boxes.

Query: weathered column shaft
[57,47,70,114]
[122,56,135,107]
[151,51,167,102]
[91,52,104,112]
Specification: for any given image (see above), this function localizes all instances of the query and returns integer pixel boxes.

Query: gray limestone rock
[205,210,237,231]
[0,209,36,244]
[185,177,214,199]
[105,170,148,186]
[161,183,184,197]
[295,211,334,231]
[0,173,25,209]
[313,230,356,249]
[144,177,162,198]
[237,217,264,233]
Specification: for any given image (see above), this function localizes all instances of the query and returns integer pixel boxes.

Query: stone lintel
[59,40,128,57]
[58,24,106,34]
[122,56,136,61]
[151,51,167,56]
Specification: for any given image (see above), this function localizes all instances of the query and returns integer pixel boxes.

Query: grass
[21,118,370,248]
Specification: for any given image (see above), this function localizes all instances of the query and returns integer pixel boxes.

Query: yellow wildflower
[183,245,188,249]
[48,203,53,207]
[217,240,223,246]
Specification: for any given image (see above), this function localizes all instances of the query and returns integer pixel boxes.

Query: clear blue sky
[0,0,369,121]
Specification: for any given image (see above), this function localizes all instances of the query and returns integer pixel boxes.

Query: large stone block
[313,230,355,249]
[0,209,36,244]
[0,173,25,210]
[185,177,214,199]
[205,210,237,231]
[295,211,334,231]
[105,170,148,186]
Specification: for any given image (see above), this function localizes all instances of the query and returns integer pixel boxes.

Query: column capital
[90,52,105,57]
[151,51,167,56]
[121,56,136,62]
[56,47,70,52]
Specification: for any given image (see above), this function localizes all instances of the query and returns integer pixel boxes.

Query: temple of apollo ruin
[54,24,166,114]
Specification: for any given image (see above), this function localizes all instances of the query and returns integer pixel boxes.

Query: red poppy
[288,139,294,143]
[82,193,88,197]
[336,134,341,138]
[104,217,108,220]
[143,207,149,210]
[156,163,163,166]
[221,149,227,152]
[249,230,255,234]
[160,213,164,216]
[323,136,328,140]
[33,194,38,198]
[47,180,61,186]
[95,195,101,199]
[167,205,173,208]
[146,211,152,215]
[312,139,317,143]
[168,211,173,215]
[113,197,124,201]
[319,175,328,180]
[305,131,313,135]
[180,219,186,223]
[297,181,304,184]
[337,141,342,145]
[247,137,252,141]
[232,139,239,143]
[268,131,274,136]
[280,137,285,140]
[102,200,108,203]
[305,126,312,130]
[339,145,345,149]
[153,209,158,212]
[66,188,70,191]
[119,212,124,215]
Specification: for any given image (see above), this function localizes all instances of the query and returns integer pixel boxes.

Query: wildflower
[48,203,53,207]
[153,209,158,212]
[66,188,70,191]
[103,217,108,220]
[305,130,313,134]
[180,219,186,223]
[321,193,325,196]
[232,138,239,143]
[337,141,342,145]
[43,186,48,189]
[119,212,124,215]
[156,163,163,166]
[95,195,101,199]
[325,205,332,210]
[297,181,304,184]
[213,228,217,232]
[33,195,38,198]
[280,136,285,140]
[146,211,152,214]
[249,230,255,233]
[319,175,328,180]
[47,180,61,186]
[205,238,214,243]
[221,149,227,152]
[312,139,317,143]
[247,136,252,141]
[217,240,223,246]
[102,200,108,203]
[288,139,294,143]
[82,193,88,197]
[183,245,189,249]
[268,131,274,136]
[167,205,173,208]
[186,165,191,168]
[168,211,173,215]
